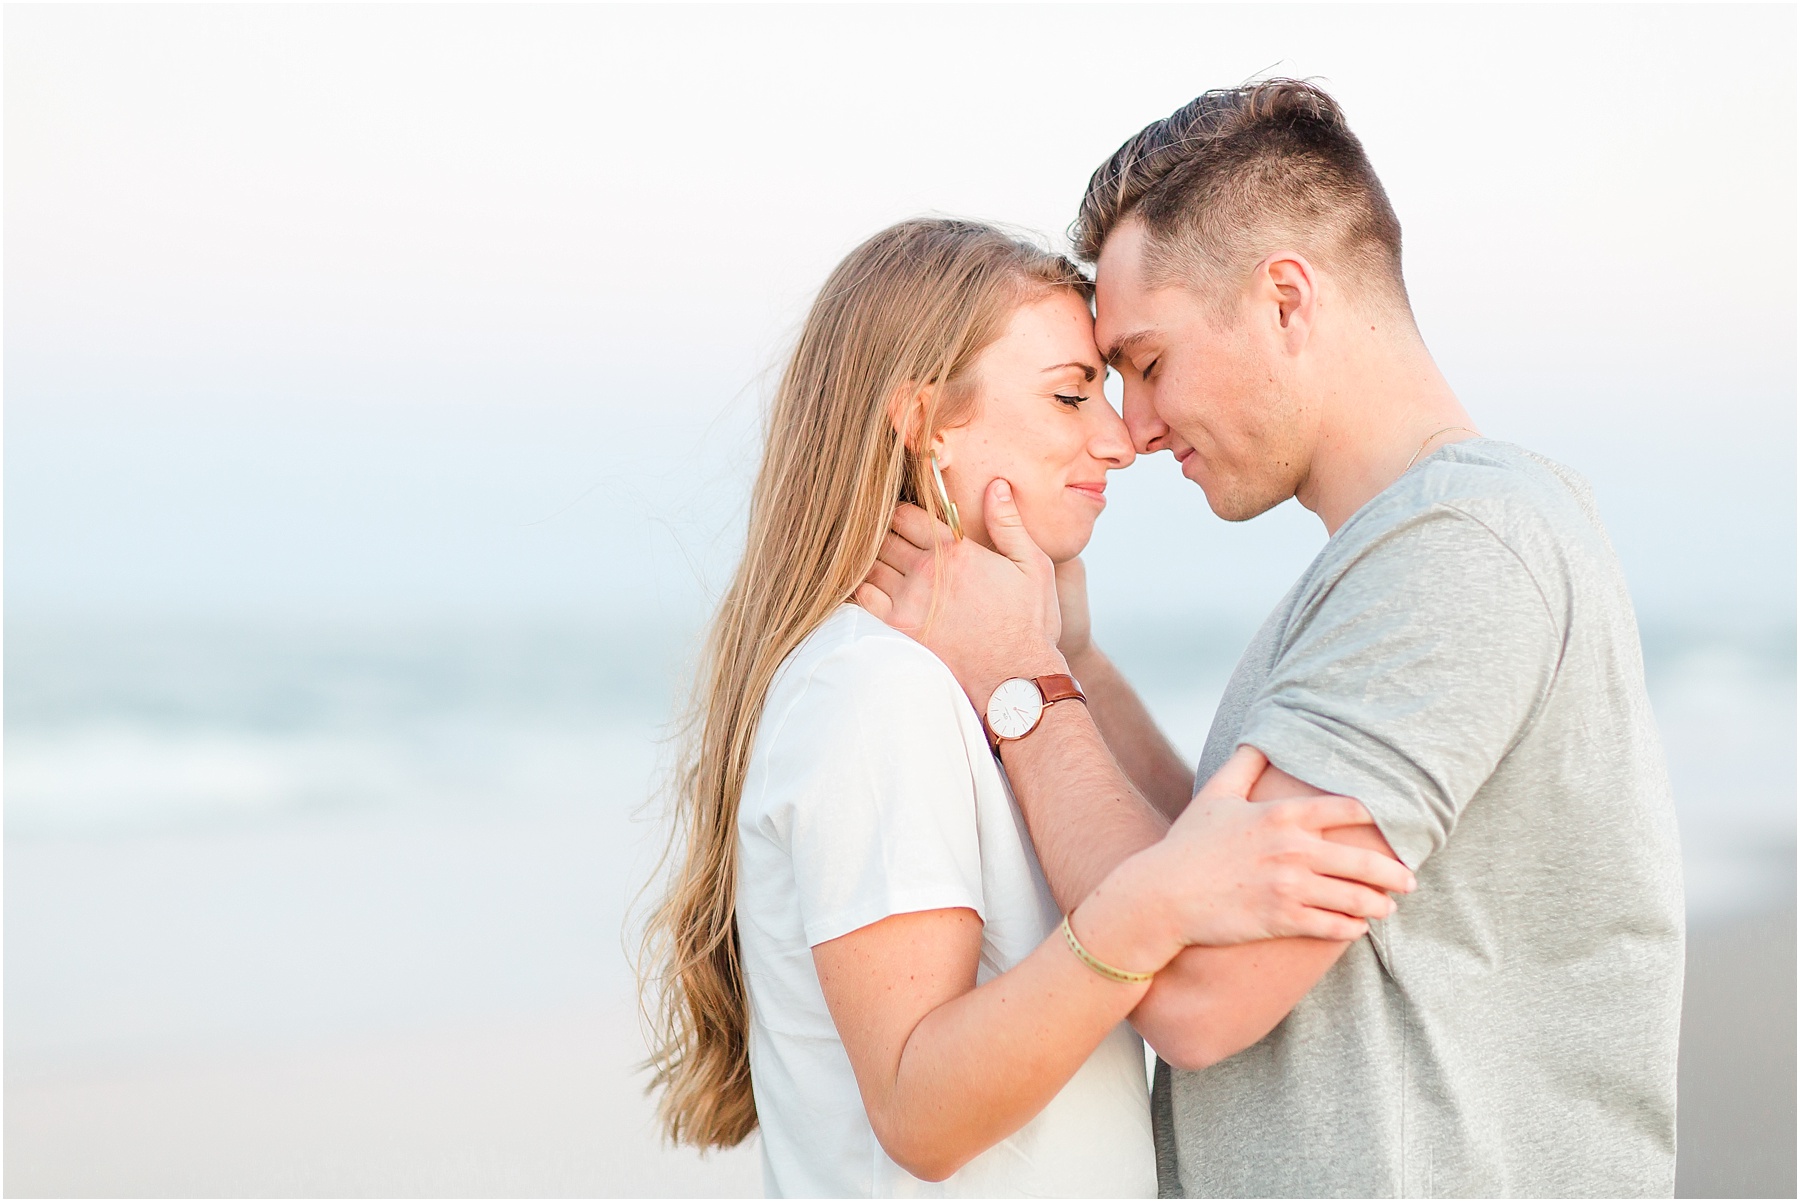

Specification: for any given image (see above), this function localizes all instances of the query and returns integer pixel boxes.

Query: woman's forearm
[825,869,1172,1182]
[877,928,1148,1179]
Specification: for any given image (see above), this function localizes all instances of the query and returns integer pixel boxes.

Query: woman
[641,219,1405,1196]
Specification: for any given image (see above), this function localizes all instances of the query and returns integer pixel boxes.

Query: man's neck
[1293,333,1474,536]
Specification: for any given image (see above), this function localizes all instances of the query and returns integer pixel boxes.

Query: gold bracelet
[1061,913,1154,984]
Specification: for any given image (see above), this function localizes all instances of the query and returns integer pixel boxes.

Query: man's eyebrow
[1103,330,1155,368]
[1040,361,1099,382]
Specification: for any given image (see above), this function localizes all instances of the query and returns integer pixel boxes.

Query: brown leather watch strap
[1035,673,1085,706]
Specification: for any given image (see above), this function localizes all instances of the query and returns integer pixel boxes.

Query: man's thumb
[1196,745,1269,801]
[984,478,1042,565]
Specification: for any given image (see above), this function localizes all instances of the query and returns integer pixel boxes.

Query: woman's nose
[1092,403,1138,470]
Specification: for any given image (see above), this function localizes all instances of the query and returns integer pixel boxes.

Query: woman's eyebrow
[1040,361,1099,382]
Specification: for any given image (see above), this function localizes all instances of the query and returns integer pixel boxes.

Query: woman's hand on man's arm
[807,752,1411,1184]
[1128,758,1406,1071]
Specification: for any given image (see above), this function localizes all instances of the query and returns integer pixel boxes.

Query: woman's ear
[886,382,935,453]
[925,427,952,469]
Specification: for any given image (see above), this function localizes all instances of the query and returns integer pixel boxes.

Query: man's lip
[1173,446,1196,465]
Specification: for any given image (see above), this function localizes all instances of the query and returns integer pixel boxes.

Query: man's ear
[1257,252,1318,350]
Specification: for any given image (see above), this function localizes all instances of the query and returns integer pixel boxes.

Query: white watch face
[986,677,1044,740]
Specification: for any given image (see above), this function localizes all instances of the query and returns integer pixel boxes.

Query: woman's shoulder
[741,606,995,946]
[751,605,979,783]
[772,604,963,708]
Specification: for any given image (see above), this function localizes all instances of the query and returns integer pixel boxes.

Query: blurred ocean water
[4,613,1793,1195]
[6,619,682,835]
[7,614,1793,903]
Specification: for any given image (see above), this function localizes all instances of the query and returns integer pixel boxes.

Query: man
[858,81,1684,1196]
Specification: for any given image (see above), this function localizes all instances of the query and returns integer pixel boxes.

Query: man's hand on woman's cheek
[856,478,1066,705]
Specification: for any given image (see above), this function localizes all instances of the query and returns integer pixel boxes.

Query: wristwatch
[983,673,1086,752]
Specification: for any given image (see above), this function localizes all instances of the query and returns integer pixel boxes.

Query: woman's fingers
[1283,909,1371,942]
[1293,875,1396,922]
[1310,841,1417,896]
[1194,745,1269,801]
[1279,793,1376,831]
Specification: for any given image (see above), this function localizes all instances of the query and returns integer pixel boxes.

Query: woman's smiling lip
[1066,481,1108,506]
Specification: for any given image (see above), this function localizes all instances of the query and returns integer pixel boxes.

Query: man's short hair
[1074,80,1409,314]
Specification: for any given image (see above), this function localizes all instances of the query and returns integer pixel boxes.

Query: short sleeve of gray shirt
[1237,504,1560,869]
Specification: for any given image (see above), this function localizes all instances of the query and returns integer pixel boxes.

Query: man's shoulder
[1325,439,1610,583]
[1427,439,1601,533]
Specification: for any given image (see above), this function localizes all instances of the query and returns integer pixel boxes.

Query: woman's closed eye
[1055,393,1088,409]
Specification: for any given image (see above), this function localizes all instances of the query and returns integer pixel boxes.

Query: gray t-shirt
[1155,439,1684,1198]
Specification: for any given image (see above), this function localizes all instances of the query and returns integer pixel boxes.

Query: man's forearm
[997,701,1171,912]
[1066,645,1195,821]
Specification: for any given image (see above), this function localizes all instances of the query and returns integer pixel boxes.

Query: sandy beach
[1675,903,1797,1197]
[5,808,1792,1197]
[6,996,762,1197]
[11,903,1787,1198]
[4,808,763,1198]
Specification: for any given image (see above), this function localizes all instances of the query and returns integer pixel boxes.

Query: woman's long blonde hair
[639,219,1090,1149]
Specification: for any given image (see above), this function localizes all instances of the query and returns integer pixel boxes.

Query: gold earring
[929,451,965,541]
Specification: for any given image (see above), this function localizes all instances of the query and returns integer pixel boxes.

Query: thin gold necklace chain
[1404,425,1480,473]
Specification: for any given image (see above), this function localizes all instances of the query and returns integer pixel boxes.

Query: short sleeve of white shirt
[755,626,987,947]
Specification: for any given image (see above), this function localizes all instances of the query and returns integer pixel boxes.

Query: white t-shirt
[736,604,1156,1199]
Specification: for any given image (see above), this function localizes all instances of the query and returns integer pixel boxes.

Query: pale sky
[7,4,1795,630]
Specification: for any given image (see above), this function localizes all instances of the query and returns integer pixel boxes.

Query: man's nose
[1121,379,1169,455]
